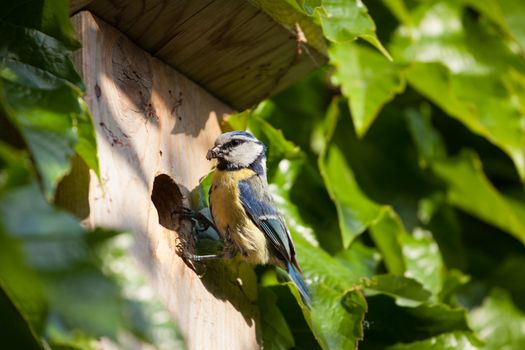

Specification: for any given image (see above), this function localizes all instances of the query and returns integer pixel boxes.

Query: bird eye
[230,139,241,147]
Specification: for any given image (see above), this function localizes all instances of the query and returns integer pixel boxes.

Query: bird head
[207,131,267,170]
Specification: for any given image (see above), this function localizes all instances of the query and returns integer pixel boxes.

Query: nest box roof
[71,0,327,109]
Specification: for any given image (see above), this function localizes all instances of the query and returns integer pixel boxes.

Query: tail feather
[287,261,311,308]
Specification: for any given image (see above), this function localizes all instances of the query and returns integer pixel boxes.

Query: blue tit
[205,131,311,305]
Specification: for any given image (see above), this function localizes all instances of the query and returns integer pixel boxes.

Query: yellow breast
[210,169,271,264]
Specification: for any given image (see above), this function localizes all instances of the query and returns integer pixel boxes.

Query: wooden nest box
[66,1,325,349]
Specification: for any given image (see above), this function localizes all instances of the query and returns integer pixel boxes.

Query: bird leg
[171,206,219,234]
[183,251,225,262]
[172,206,225,262]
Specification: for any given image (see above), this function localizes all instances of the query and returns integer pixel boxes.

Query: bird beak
[206,146,221,160]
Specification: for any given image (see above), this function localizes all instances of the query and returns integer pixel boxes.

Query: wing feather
[238,176,294,262]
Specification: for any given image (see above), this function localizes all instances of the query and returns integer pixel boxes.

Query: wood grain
[70,0,93,14]
[71,0,326,109]
[71,11,260,349]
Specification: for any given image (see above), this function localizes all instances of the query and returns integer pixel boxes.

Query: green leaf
[346,103,442,229]
[293,232,360,292]
[275,237,377,346]
[99,236,186,349]
[370,209,445,297]
[469,288,525,350]
[0,231,47,342]
[390,1,525,180]
[246,102,302,162]
[315,0,376,42]
[418,195,468,271]
[489,255,525,310]
[318,101,446,294]
[382,0,412,25]
[433,151,525,246]
[312,0,391,58]
[0,20,82,88]
[405,107,447,167]
[318,100,382,248]
[0,183,84,240]
[363,274,432,307]
[399,227,445,297]
[0,20,98,198]
[407,62,525,180]
[364,295,476,347]
[335,240,381,279]
[75,102,99,178]
[251,0,327,55]
[0,177,127,342]
[329,42,404,136]
[0,286,44,350]
[269,158,320,247]
[259,287,295,350]
[0,0,81,50]
[268,284,320,350]
[320,143,384,247]
[40,0,81,49]
[463,0,525,53]
[369,209,405,275]
[497,1,525,52]
[438,269,470,305]
[310,285,367,349]
[386,331,481,350]
[0,145,47,342]
[406,103,525,246]
[224,110,250,131]
[0,82,78,199]
[0,142,33,191]
[43,266,123,339]
[262,70,333,154]
[281,227,365,337]
[282,0,321,15]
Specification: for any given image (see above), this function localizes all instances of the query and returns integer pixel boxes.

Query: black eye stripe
[226,139,245,147]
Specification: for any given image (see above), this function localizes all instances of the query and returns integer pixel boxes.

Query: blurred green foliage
[2,0,525,349]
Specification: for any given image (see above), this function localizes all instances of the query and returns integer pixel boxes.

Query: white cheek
[232,144,262,166]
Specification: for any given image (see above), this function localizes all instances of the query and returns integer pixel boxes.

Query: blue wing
[239,175,311,307]
[238,176,295,263]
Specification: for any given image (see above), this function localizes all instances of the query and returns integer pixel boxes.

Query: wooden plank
[71,11,260,350]
[70,0,93,14]
[74,0,326,109]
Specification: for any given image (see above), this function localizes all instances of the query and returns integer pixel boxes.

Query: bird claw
[171,206,219,234]
[172,206,226,267]
[171,206,195,219]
